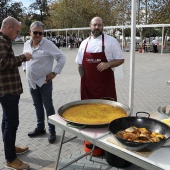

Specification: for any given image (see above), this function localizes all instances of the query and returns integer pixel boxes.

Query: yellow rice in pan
[62,103,127,124]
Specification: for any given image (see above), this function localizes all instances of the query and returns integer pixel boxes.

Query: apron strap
[102,34,105,52]
[84,34,105,53]
[84,37,91,52]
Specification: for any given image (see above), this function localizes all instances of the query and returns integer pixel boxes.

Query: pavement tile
[83,164,101,170]
[28,152,50,168]
[101,164,117,170]
[59,161,85,169]
[70,153,87,159]
[58,164,75,170]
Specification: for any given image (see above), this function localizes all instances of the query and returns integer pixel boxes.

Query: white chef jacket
[75,34,124,71]
[23,37,66,89]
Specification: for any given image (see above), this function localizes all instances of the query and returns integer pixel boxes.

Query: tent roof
[44,24,170,32]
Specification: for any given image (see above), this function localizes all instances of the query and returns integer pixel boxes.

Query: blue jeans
[30,81,55,133]
[0,94,20,162]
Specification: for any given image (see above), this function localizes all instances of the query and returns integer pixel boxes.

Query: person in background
[78,37,83,47]
[142,38,146,52]
[152,37,158,53]
[76,16,124,101]
[55,36,60,49]
[69,37,74,49]
[0,16,32,170]
[22,21,66,144]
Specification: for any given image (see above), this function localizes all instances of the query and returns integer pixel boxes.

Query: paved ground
[0,44,170,170]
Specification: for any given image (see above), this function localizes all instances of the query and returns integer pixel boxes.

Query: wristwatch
[52,72,57,76]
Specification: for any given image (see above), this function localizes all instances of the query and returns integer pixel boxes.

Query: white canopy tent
[44,1,170,113]
[44,24,170,55]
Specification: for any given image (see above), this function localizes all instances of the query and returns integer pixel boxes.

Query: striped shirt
[0,32,26,97]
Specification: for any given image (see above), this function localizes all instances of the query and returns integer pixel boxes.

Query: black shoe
[28,128,46,137]
[48,132,56,144]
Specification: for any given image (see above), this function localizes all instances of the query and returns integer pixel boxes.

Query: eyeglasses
[32,31,43,36]
[91,24,102,27]
[11,26,19,34]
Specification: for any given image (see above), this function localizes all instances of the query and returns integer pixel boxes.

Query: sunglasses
[32,31,43,36]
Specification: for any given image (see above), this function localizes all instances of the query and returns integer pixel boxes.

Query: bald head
[1,17,19,29]
[90,17,103,38]
[90,17,103,25]
[1,16,20,41]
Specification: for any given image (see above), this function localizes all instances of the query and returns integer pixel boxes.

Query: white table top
[48,114,109,143]
[48,114,170,170]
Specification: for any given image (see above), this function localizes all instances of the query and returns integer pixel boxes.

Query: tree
[114,0,170,43]
[18,0,52,36]
[47,0,117,29]
[2,0,170,40]
[7,2,26,21]
[19,17,33,37]
[0,0,11,25]
[28,0,51,22]
[136,0,170,43]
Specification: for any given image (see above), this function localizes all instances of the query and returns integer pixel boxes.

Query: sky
[13,0,33,8]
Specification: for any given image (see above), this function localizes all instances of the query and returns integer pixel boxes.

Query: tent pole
[161,26,164,55]
[129,0,137,114]
[122,25,124,51]
[66,30,68,48]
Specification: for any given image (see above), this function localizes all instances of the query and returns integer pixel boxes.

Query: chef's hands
[97,62,110,72]
[45,72,57,82]
[24,52,32,61]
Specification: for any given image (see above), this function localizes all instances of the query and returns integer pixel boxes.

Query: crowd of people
[47,35,83,49]
[48,35,160,54]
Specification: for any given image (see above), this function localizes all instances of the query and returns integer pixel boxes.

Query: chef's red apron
[81,34,117,101]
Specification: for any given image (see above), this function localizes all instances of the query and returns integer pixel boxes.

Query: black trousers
[1,94,20,162]
[153,45,158,53]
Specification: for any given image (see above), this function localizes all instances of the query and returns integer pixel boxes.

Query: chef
[75,16,124,101]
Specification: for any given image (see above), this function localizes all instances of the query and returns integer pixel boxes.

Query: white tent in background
[44,23,170,55]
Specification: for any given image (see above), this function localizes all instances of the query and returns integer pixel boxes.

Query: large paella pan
[57,99,131,127]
